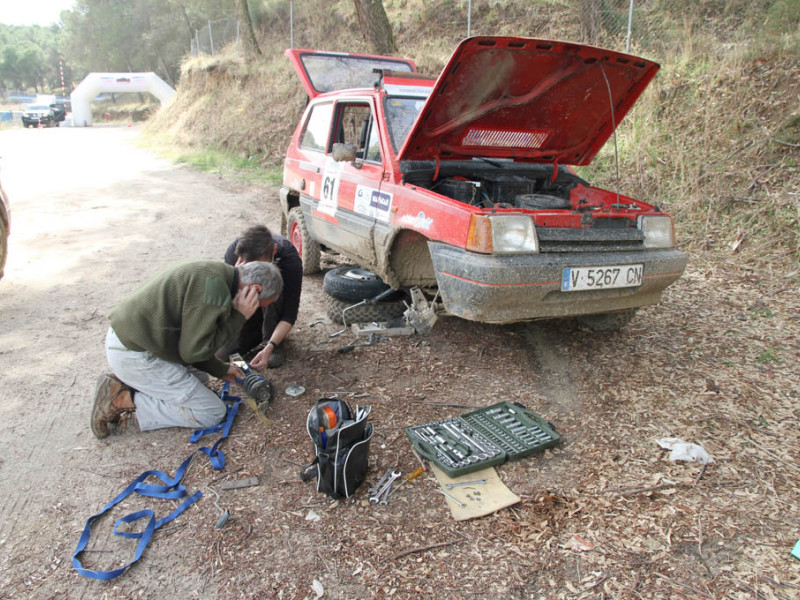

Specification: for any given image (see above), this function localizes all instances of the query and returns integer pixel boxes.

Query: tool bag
[301,398,373,499]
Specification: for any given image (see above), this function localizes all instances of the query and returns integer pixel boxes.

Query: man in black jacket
[217,225,303,369]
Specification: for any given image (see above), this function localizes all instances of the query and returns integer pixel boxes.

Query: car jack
[338,288,439,353]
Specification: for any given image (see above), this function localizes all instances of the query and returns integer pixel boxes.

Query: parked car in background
[280,36,688,331]
[51,102,67,124]
[22,104,57,128]
[0,169,9,281]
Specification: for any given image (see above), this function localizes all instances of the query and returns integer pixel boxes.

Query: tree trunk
[353,0,397,55]
[181,6,193,48]
[238,0,262,57]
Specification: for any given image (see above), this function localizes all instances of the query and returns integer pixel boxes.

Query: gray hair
[238,261,283,301]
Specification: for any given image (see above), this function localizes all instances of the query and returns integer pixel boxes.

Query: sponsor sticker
[355,185,392,223]
[398,211,433,231]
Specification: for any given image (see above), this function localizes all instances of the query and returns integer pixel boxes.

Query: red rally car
[279,36,688,331]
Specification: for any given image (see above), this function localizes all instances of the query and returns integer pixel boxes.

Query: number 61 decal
[318,162,342,216]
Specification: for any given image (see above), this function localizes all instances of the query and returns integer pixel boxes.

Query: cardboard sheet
[430,464,520,521]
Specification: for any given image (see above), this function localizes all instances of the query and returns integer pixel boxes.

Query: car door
[308,100,385,267]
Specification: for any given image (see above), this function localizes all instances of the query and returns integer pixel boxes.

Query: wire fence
[192,0,796,58]
[189,2,637,58]
[273,0,640,55]
[191,17,241,56]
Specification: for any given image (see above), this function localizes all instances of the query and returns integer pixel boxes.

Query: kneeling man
[91,259,282,438]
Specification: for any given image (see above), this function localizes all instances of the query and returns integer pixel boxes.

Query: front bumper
[22,116,50,126]
[428,242,688,324]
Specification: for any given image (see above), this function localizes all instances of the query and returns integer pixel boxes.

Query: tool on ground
[369,470,401,503]
[207,487,229,529]
[437,489,466,508]
[220,476,259,491]
[349,287,439,339]
[406,401,560,477]
[332,287,439,353]
[338,331,381,354]
[382,466,425,502]
[431,464,521,521]
[444,479,486,489]
[330,287,400,338]
[285,382,305,397]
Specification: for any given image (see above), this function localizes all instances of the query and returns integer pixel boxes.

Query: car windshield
[383,96,428,154]
[299,54,414,94]
[28,105,49,111]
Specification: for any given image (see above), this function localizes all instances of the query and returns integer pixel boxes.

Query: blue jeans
[105,328,226,431]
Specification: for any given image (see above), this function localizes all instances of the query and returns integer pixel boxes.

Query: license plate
[561,264,643,292]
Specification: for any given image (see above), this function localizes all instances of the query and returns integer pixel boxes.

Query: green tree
[0,24,62,93]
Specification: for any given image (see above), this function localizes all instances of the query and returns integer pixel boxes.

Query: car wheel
[287,206,320,274]
[324,291,407,325]
[577,308,638,332]
[323,266,393,302]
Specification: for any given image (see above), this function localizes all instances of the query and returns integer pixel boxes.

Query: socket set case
[405,401,560,477]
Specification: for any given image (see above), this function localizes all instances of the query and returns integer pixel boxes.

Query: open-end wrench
[437,489,466,508]
[445,479,486,489]
[370,470,401,503]
[367,468,394,497]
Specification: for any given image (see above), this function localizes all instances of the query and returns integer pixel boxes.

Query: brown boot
[91,374,135,439]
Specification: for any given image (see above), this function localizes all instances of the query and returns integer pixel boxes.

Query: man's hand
[222,363,245,383]
[250,345,273,371]
[232,285,260,319]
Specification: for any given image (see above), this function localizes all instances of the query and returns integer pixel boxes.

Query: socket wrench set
[405,401,560,477]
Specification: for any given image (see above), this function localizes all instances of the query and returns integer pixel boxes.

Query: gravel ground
[0,126,798,600]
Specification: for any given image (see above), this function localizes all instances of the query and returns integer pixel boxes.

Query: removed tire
[287,207,320,274]
[577,308,638,332]
[323,266,392,302]
[324,292,407,325]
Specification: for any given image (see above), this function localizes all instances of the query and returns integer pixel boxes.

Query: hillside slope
[145,0,800,270]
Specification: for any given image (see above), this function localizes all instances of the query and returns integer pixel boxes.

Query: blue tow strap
[72,383,241,580]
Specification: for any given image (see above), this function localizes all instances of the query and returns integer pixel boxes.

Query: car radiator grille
[537,227,645,253]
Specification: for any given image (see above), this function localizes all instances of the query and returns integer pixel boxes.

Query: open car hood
[397,37,659,166]
[285,48,417,99]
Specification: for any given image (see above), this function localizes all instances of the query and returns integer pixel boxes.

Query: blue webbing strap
[72,383,241,580]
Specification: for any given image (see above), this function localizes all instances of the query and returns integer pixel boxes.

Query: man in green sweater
[91,259,283,439]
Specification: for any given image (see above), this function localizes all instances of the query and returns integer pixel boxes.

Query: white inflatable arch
[70,72,176,127]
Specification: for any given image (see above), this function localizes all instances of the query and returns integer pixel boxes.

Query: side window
[333,103,380,163]
[300,103,333,152]
[364,121,381,163]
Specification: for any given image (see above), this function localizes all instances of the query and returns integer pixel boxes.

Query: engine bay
[401,161,583,210]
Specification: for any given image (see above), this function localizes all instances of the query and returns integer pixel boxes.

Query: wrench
[367,468,394,497]
[437,489,466,508]
[445,479,486,489]
[370,470,401,503]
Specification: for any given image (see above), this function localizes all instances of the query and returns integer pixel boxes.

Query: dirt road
[0,125,281,597]
[1,126,798,599]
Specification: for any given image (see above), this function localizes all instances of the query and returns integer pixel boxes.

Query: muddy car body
[280,36,688,327]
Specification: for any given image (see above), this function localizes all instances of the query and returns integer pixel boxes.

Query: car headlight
[638,215,676,248]
[491,215,538,253]
[466,214,539,253]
